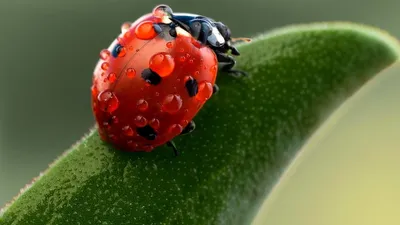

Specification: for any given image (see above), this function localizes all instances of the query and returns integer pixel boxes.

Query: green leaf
[1,22,399,225]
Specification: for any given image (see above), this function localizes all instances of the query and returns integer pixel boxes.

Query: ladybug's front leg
[166,141,179,156]
[215,52,248,77]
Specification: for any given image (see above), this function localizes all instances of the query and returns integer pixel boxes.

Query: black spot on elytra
[112,43,123,58]
[141,69,162,85]
[180,121,196,135]
[185,77,198,97]
[136,125,157,140]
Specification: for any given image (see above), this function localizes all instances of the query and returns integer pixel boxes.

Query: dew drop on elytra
[149,118,160,130]
[134,115,147,127]
[122,125,134,136]
[126,68,136,78]
[101,62,109,71]
[168,124,183,135]
[97,90,119,113]
[161,94,182,114]
[100,49,110,60]
[149,52,175,77]
[196,82,213,102]
[136,99,149,112]
[135,21,157,40]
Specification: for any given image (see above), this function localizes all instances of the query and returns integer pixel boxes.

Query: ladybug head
[214,22,232,42]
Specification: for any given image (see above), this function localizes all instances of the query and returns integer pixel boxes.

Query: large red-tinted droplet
[149,52,175,77]
[97,90,119,113]
[100,49,110,60]
[152,4,173,18]
[126,68,136,78]
[168,124,183,135]
[107,73,117,83]
[196,82,213,101]
[136,99,148,112]
[134,115,147,127]
[149,118,160,130]
[101,62,109,70]
[161,94,182,114]
[135,21,157,40]
[122,125,134,136]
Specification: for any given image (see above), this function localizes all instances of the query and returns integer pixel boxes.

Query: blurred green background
[0,0,399,217]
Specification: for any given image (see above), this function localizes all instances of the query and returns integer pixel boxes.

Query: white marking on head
[208,27,225,47]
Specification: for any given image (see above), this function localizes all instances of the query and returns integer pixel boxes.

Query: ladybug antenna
[231,37,252,43]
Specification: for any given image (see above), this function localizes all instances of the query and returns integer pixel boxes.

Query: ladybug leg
[215,52,248,77]
[167,141,179,156]
[213,84,219,94]
[180,121,196,135]
[229,45,241,56]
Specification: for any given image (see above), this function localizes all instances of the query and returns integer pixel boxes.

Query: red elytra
[91,14,218,152]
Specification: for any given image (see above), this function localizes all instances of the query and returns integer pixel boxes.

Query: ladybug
[91,5,249,155]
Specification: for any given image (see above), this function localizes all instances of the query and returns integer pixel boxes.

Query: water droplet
[179,56,186,62]
[149,52,175,77]
[194,71,200,76]
[196,82,213,101]
[136,99,148,112]
[134,115,147,127]
[168,124,183,135]
[178,48,184,53]
[97,90,119,113]
[121,22,131,33]
[111,116,119,124]
[107,73,117,83]
[122,125,134,136]
[210,65,218,74]
[116,46,127,57]
[108,134,117,141]
[142,145,154,152]
[188,59,194,64]
[100,49,110,60]
[166,42,173,48]
[149,118,160,130]
[161,94,182,114]
[91,85,98,98]
[127,140,139,148]
[101,62,109,70]
[181,120,189,127]
[152,4,173,18]
[102,122,111,130]
[155,92,160,97]
[135,21,157,40]
[126,68,136,78]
